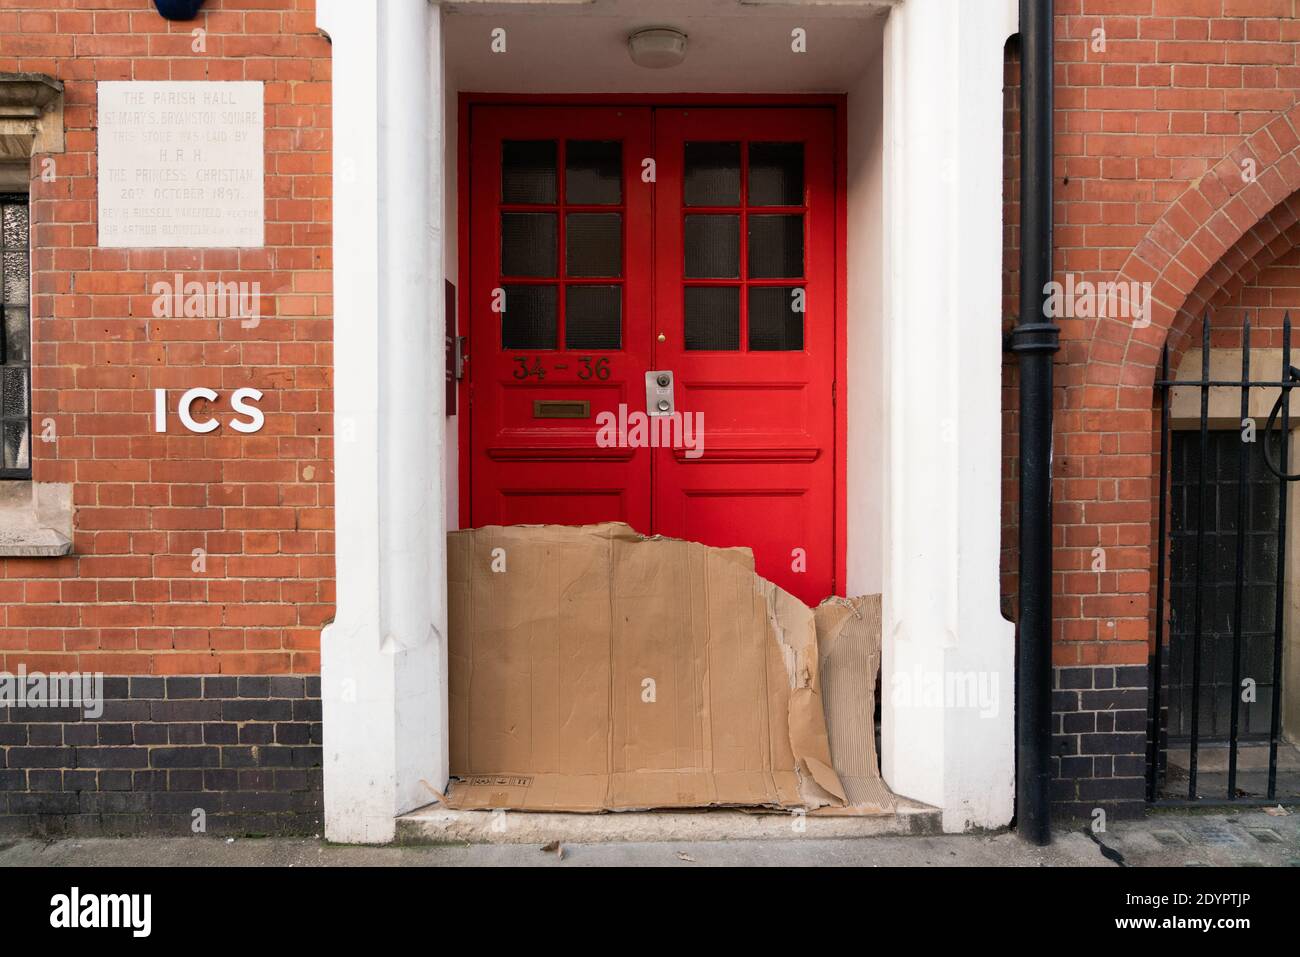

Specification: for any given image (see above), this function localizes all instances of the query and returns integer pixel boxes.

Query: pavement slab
[0,809,1296,867]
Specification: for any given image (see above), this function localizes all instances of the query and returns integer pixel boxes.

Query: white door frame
[316,0,1017,843]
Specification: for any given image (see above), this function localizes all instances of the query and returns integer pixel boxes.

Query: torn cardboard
[446,523,846,812]
[813,595,897,814]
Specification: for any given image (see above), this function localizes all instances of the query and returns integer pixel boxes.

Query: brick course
[0,674,321,836]
[1051,664,1149,820]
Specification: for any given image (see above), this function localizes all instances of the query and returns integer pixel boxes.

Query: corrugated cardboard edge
[811,594,898,815]
[444,523,847,812]
[766,582,848,808]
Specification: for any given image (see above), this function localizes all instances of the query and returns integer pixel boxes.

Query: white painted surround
[317,0,1018,843]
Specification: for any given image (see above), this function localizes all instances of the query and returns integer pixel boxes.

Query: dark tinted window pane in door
[749,142,804,206]
[501,213,557,277]
[748,214,804,278]
[684,286,739,351]
[684,142,741,207]
[566,285,622,350]
[566,213,622,277]
[684,215,740,278]
[566,140,622,205]
[502,140,557,204]
[501,284,557,349]
[749,286,805,351]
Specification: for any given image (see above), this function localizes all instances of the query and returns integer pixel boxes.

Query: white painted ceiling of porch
[444,0,887,93]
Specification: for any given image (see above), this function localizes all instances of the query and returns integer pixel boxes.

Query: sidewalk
[1,809,1295,867]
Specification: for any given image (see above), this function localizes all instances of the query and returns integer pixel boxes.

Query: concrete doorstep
[394,801,942,845]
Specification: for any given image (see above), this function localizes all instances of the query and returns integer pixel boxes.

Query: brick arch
[1084,104,1300,398]
[1164,192,1300,369]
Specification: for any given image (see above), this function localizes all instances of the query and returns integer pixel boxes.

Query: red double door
[467,106,838,605]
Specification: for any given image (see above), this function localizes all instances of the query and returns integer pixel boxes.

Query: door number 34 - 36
[512,356,610,380]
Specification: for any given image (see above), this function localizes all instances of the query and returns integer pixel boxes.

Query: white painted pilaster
[317,0,446,845]
[880,0,1019,832]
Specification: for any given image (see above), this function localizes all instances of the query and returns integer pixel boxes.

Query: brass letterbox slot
[533,400,591,419]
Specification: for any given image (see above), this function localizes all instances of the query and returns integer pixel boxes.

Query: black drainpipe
[1012,0,1057,846]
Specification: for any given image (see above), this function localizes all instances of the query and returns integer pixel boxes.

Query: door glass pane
[502,212,557,277]
[566,285,622,350]
[502,140,557,204]
[684,286,739,351]
[566,141,622,205]
[684,214,739,278]
[748,214,804,278]
[749,142,804,207]
[684,142,741,207]
[749,286,804,351]
[566,213,622,277]
[501,284,557,349]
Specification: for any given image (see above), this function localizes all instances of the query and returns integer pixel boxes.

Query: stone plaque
[97,81,264,248]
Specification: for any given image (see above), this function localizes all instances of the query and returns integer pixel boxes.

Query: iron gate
[1148,312,1299,806]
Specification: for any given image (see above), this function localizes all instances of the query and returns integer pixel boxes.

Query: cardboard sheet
[446,523,846,812]
[814,595,897,814]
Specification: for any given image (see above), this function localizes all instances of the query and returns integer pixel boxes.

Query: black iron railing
[1148,311,1298,806]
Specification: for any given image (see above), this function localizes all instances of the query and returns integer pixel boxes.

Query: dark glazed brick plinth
[0,676,322,838]
[1051,664,1148,822]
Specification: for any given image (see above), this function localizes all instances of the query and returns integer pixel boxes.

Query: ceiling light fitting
[627,28,688,69]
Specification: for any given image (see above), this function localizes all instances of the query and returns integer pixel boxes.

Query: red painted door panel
[469,106,837,604]
[652,109,837,606]
[469,107,654,531]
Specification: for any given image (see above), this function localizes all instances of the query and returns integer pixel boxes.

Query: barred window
[0,193,30,479]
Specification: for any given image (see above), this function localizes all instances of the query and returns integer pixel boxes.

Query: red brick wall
[1163,240,1300,382]
[1218,243,1300,340]
[0,0,332,676]
[1037,1,1300,669]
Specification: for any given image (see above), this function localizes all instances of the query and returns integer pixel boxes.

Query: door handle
[646,370,674,417]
